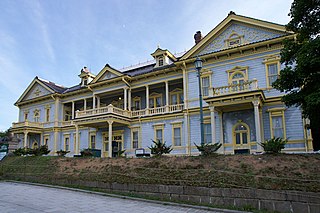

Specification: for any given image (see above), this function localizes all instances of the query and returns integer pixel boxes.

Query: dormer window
[158,57,164,66]
[83,79,88,86]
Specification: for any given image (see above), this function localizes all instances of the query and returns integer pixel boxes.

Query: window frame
[172,124,182,147]
[64,135,70,151]
[33,109,40,123]
[89,132,96,149]
[263,55,281,88]
[169,88,183,105]
[131,127,140,149]
[227,66,249,85]
[153,124,164,143]
[132,96,141,110]
[232,122,250,146]
[268,108,286,139]
[203,119,212,144]
[45,106,50,122]
[149,92,163,108]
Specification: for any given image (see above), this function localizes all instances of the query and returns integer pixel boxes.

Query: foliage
[260,137,287,154]
[13,145,50,156]
[56,149,70,157]
[0,128,11,138]
[272,0,320,149]
[194,142,222,156]
[116,149,126,157]
[148,140,172,157]
[80,149,94,157]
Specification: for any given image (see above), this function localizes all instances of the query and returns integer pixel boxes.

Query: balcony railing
[75,103,184,119]
[211,79,258,96]
[12,121,44,129]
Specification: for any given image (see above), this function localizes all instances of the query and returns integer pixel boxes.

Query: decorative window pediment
[225,32,244,48]
[227,66,249,84]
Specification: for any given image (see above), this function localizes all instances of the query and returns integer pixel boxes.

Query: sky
[0,0,293,131]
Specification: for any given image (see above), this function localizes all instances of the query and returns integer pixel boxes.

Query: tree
[273,0,320,150]
[148,140,172,157]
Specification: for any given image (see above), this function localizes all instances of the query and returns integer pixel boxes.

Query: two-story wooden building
[11,12,313,157]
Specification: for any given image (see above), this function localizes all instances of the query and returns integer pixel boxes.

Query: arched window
[233,123,250,145]
[33,110,40,122]
[231,72,245,91]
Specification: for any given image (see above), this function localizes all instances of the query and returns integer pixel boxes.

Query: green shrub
[116,149,126,157]
[56,149,70,157]
[148,140,172,157]
[13,145,50,156]
[195,142,222,156]
[260,137,287,154]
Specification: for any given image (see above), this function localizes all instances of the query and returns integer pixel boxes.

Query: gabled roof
[15,77,66,104]
[151,48,177,61]
[181,12,290,60]
[90,64,124,84]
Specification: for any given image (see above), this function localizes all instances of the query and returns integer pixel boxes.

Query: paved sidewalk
[0,182,247,213]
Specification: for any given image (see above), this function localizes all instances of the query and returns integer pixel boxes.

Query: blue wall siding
[285,107,304,140]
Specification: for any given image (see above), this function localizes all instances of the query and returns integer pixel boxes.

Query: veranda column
[182,66,188,110]
[84,99,87,111]
[75,124,79,155]
[97,96,100,108]
[219,112,224,154]
[71,101,75,119]
[24,131,28,148]
[108,121,113,158]
[253,100,263,152]
[128,89,132,111]
[124,88,128,110]
[165,81,169,112]
[210,106,216,145]
[40,133,43,146]
[146,85,149,115]
[93,95,96,109]
[183,112,190,155]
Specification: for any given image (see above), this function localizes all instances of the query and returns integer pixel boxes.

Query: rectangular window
[156,129,163,143]
[267,63,279,87]
[90,135,96,149]
[204,123,212,144]
[46,108,50,122]
[173,127,181,146]
[132,131,139,149]
[201,76,210,96]
[64,137,70,151]
[272,116,284,138]
[24,113,28,121]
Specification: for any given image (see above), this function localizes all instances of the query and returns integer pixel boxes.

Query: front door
[233,122,250,153]
[102,131,124,157]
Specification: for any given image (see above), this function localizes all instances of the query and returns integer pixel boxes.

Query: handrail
[211,79,258,96]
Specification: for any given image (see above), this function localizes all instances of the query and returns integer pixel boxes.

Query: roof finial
[228,11,236,16]
[157,43,160,48]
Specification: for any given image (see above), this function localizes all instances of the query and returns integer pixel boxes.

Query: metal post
[197,68,205,145]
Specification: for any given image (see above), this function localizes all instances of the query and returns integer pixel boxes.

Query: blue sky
[0,0,293,131]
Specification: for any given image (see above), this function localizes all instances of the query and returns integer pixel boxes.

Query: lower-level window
[173,127,181,146]
[204,123,212,144]
[132,131,139,149]
[90,134,96,149]
[64,137,70,151]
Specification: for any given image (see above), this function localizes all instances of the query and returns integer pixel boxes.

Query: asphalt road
[0,182,239,213]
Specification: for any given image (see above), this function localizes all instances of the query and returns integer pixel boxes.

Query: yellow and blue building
[11,12,313,157]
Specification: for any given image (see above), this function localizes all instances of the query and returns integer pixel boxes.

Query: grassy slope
[1,154,320,192]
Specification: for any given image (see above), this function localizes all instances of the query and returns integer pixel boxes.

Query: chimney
[194,31,202,44]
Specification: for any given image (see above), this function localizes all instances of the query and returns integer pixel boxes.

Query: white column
[253,100,262,152]
[97,96,100,108]
[128,89,132,111]
[108,121,113,158]
[146,85,149,114]
[24,131,28,148]
[182,67,188,109]
[71,101,75,119]
[124,88,128,110]
[210,106,216,144]
[219,112,224,154]
[75,124,79,155]
[184,113,190,155]
[93,95,96,109]
[84,99,87,111]
[165,81,169,112]
[40,133,43,146]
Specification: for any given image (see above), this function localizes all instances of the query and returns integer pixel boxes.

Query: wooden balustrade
[211,79,258,96]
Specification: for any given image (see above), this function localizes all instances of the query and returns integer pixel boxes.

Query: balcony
[210,79,258,97]
[75,103,184,119]
[12,121,44,129]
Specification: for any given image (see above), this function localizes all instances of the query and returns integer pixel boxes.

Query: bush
[195,142,222,156]
[13,145,50,156]
[56,149,70,157]
[260,137,287,154]
[148,140,172,157]
[116,149,126,157]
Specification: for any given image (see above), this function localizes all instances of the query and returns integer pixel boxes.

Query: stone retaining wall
[21,177,320,213]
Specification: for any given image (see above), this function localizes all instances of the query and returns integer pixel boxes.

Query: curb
[4,180,250,213]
